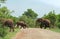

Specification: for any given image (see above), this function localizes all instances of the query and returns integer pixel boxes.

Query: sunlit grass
[3,28,20,39]
[50,28,60,33]
[0,37,2,39]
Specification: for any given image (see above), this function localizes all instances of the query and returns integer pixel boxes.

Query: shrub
[56,23,60,29]
[0,24,7,37]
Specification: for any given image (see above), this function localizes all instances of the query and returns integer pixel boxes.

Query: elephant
[3,19,14,32]
[16,21,27,29]
[36,18,51,29]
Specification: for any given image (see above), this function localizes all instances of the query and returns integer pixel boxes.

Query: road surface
[12,28,60,39]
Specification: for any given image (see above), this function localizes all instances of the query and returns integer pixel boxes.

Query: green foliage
[3,28,20,39]
[43,10,60,29]
[0,0,19,38]
[0,6,12,18]
[0,0,7,3]
[0,24,7,37]
[56,23,60,29]
[19,15,35,28]
[23,9,38,19]
[56,14,60,22]
[20,9,38,27]
[0,6,14,37]
[19,15,28,21]
[50,28,60,33]
[0,0,8,38]
[54,14,60,28]
[43,10,56,27]
[26,18,35,28]
[11,16,19,25]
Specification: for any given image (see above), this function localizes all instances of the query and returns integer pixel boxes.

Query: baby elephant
[16,21,27,29]
[3,19,14,32]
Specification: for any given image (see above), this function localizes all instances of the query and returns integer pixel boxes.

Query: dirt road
[12,28,60,39]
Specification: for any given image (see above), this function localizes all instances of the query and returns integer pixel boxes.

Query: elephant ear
[45,19,50,24]
[36,18,41,22]
[38,18,44,22]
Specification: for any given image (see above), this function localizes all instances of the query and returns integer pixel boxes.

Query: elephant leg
[23,26,26,29]
[40,26,43,29]
[44,26,46,29]
[10,26,14,32]
[9,27,11,32]
[44,25,46,29]
[22,26,25,29]
[40,24,43,29]
[12,27,14,32]
[12,28,14,32]
[44,24,50,29]
[17,25,19,28]
[20,26,22,29]
[48,25,50,29]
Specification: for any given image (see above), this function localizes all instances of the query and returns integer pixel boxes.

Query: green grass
[0,37,2,39]
[50,28,60,33]
[3,28,20,39]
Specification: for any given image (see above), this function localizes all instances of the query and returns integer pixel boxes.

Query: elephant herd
[1,18,51,32]
[2,19,27,32]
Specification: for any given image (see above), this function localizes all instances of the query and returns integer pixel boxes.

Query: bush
[19,15,35,28]
[56,23,60,29]
[0,24,7,37]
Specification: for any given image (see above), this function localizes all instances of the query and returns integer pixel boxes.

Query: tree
[22,9,38,27]
[0,0,7,37]
[55,14,60,29]
[23,9,38,19]
[43,10,56,28]
[0,6,14,37]
[56,14,60,22]
[18,15,35,28]
[0,6,12,18]
[0,0,7,3]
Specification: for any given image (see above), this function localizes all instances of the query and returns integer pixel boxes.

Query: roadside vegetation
[0,0,60,39]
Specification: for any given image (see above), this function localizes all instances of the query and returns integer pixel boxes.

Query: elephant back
[43,19,50,24]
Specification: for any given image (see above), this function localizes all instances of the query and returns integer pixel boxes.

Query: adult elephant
[16,21,27,29]
[3,19,14,32]
[36,18,51,29]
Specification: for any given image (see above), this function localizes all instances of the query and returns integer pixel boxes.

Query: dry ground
[12,28,60,39]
